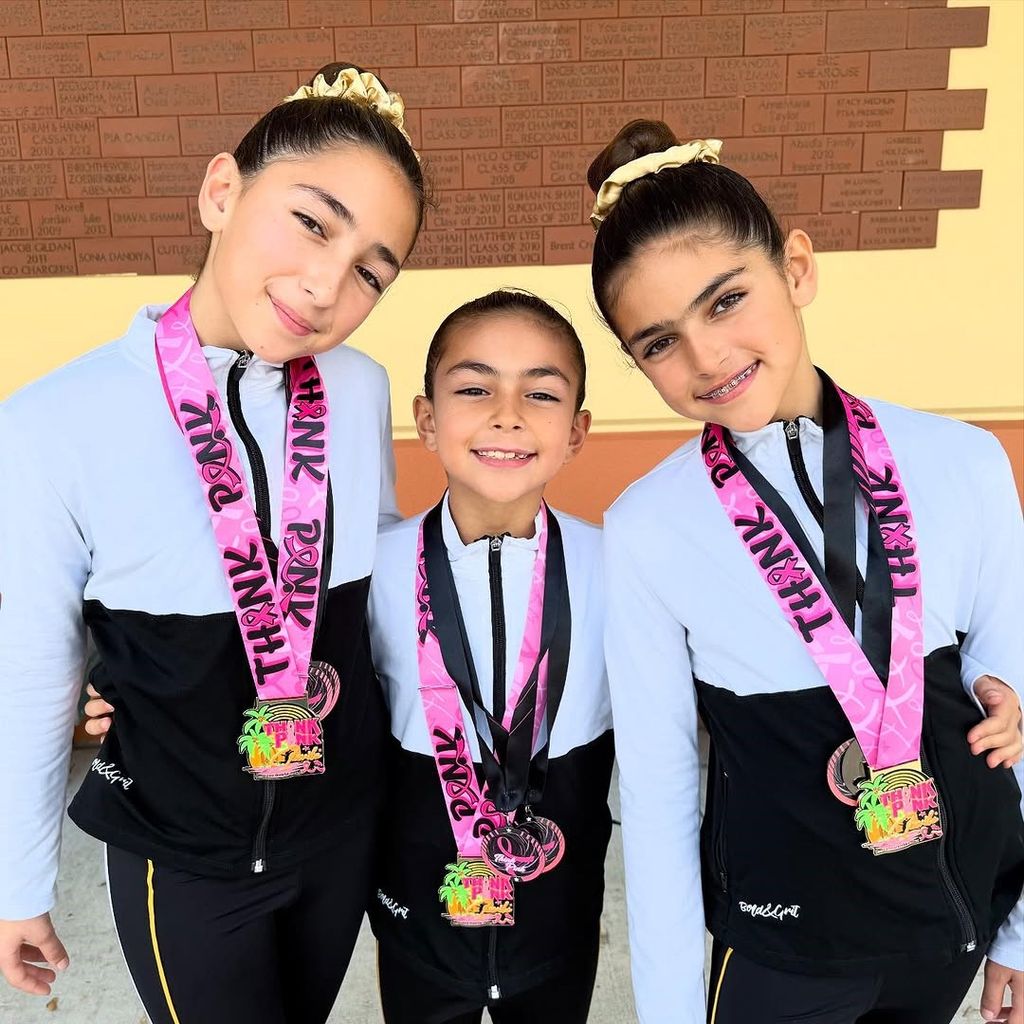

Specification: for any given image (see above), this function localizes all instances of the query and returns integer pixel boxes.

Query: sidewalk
[0,750,989,1023]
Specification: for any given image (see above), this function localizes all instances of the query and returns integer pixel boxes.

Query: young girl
[591,121,1024,1023]
[366,290,614,1023]
[0,64,425,1024]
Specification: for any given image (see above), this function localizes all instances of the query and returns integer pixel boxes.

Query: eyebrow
[626,265,747,350]
[446,361,571,386]
[292,183,401,274]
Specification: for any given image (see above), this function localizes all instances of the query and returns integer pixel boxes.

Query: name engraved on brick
[66,157,145,197]
[624,58,702,100]
[462,65,543,107]
[465,147,542,188]
[782,133,861,175]
[861,132,942,173]
[544,61,622,104]
[788,53,868,94]
[30,198,110,238]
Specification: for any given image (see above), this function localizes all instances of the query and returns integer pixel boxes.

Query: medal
[437,859,514,927]
[520,814,566,873]
[481,825,545,881]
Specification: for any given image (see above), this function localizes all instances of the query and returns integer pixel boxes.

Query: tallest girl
[0,65,425,1023]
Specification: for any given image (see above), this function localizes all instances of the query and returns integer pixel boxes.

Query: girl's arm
[378,381,402,528]
[603,510,706,1024]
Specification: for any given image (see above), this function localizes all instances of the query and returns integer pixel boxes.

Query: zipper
[488,536,507,724]
[921,748,977,953]
[714,771,729,892]
[225,351,279,875]
[487,926,500,1000]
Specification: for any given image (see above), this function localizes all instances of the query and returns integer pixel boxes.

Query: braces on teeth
[703,363,755,400]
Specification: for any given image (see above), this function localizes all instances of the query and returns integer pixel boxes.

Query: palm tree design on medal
[855,777,893,849]
[237,707,275,769]
[438,861,473,917]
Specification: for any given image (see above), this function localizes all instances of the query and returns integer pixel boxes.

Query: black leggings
[377,944,599,1024]
[707,939,986,1024]
[106,837,372,1024]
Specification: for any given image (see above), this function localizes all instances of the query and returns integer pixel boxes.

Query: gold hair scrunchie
[590,139,723,229]
[284,68,414,151]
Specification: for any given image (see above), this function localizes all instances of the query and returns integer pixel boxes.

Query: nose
[488,391,525,431]
[684,325,730,379]
[299,260,345,309]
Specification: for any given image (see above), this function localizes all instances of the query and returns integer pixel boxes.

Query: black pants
[707,939,986,1024]
[106,837,372,1024]
[377,944,599,1024]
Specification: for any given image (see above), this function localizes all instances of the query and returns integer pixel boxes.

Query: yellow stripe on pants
[709,947,734,1024]
[146,859,182,1024]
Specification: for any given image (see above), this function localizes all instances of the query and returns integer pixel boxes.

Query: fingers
[36,932,69,974]
[85,682,101,699]
[82,696,114,738]
[1010,970,1024,1024]
[981,961,1015,1023]
[0,949,56,997]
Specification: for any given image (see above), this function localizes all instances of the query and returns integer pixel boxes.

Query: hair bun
[587,119,679,193]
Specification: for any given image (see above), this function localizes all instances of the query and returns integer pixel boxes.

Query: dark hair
[588,119,786,339]
[424,290,587,412]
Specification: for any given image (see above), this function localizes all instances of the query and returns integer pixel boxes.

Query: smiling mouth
[270,297,317,336]
[472,448,536,463]
[697,362,758,401]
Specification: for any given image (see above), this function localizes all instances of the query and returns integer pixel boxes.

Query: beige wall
[2,0,1021,443]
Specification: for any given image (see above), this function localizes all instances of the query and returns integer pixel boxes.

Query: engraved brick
[905,88,985,131]
[541,142,597,186]
[0,79,57,119]
[0,122,18,159]
[827,8,907,51]
[0,200,32,239]
[505,185,579,226]
[861,131,941,171]
[376,67,458,108]
[144,155,209,195]
[421,107,501,148]
[124,1,206,33]
[545,61,622,104]
[745,94,823,135]
[464,146,542,188]
[420,148,463,190]
[405,228,465,270]
[180,113,255,154]
[719,136,782,177]
[1,40,8,79]
[188,196,204,233]
[782,132,861,174]
[289,1,371,26]
[99,116,179,157]
[781,212,859,251]
[706,56,787,96]
[90,33,172,75]
[371,0,453,22]
[745,12,825,54]
[622,0,699,13]
[207,0,288,29]
[664,96,743,138]
[253,28,332,70]
[581,17,661,60]
[504,104,580,146]
[908,6,988,48]
[543,225,592,265]
[785,0,865,9]
[418,23,496,66]
[751,174,822,214]
[110,196,190,236]
[19,117,99,159]
[623,59,702,100]
[337,26,417,67]
[0,240,76,277]
[705,0,781,10]
[154,235,207,273]
[582,100,662,144]
[0,2,43,36]
[538,0,617,15]
[40,0,123,34]
[217,70,296,112]
[788,52,868,94]
[869,48,948,91]
[664,15,743,57]
[30,198,110,237]
[171,31,252,72]
[138,73,218,115]
[902,169,981,209]
[66,156,145,196]
[822,171,901,211]
[865,0,949,7]
[8,35,90,77]
[455,0,534,20]
[404,108,422,149]
[467,227,542,266]
[0,159,63,199]
[427,188,502,230]
[859,209,936,249]
[824,91,905,132]
[76,237,155,275]
[59,79,137,122]
[500,21,579,63]
[461,64,541,106]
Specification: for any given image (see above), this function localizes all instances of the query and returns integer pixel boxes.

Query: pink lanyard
[154,289,331,703]
[415,507,550,858]
[703,386,924,771]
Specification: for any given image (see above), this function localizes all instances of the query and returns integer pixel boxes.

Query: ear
[783,229,818,311]
[197,153,242,234]
[563,409,592,465]
[413,395,438,452]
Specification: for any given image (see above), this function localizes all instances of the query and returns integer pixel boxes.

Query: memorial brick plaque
[745,95,824,136]
[428,188,503,230]
[581,18,661,60]
[825,91,905,132]
[172,31,253,73]
[90,34,173,76]
[465,146,542,188]
[719,136,783,177]
[421,149,463,190]
[542,142,600,186]
[0,159,64,200]
[706,56,788,97]
[100,116,181,158]
[782,133,861,175]
[9,36,91,78]
[456,1,535,23]
[419,25,498,68]
[1,1,44,36]
[664,96,744,138]
[621,1,700,14]
[906,89,986,131]
[624,58,703,100]
[110,197,190,236]
[143,156,209,196]
[19,118,100,159]
[827,9,907,52]
[583,100,662,144]
[0,201,33,240]
[66,158,144,197]
[188,197,204,234]
[289,1,372,27]
[664,15,743,58]
[751,173,822,214]
[252,29,333,71]
[123,1,205,34]
[40,0,124,35]
[500,21,579,63]
[783,212,859,252]
[902,169,982,210]
[1,80,58,120]
[543,225,594,265]
[545,61,623,104]
[379,67,460,109]
[744,12,826,55]
[907,7,989,50]
[506,185,579,226]
[0,239,77,277]
[861,131,942,172]
[788,53,869,94]
[338,27,417,69]
[785,1,866,12]
[218,71,297,113]
[31,198,110,238]
[139,75,219,116]
[462,64,542,107]
[76,237,155,275]
[822,171,901,212]
[405,229,467,270]
[154,235,208,274]
[372,0,453,23]
[207,1,289,31]
[859,210,937,250]
[869,48,949,92]
[179,113,256,155]
[422,107,501,148]
[504,103,580,146]
[56,77,135,118]
[467,227,543,267]
[0,123,20,161]
[1,41,9,79]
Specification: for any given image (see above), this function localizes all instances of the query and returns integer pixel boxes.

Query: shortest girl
[367,290,614,1024]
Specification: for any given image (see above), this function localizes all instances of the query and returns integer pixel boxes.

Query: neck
[447,482,543,545]
[773,355,823,425]
[188,268,247,351]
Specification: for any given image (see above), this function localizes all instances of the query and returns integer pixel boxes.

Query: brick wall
[0,0,989,277]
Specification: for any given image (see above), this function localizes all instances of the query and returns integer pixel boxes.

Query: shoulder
[375,510,426,562]
[318,343,390,395]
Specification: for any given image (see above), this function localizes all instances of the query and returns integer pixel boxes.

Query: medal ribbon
[702,376,924,770]
[154,289,331,701]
